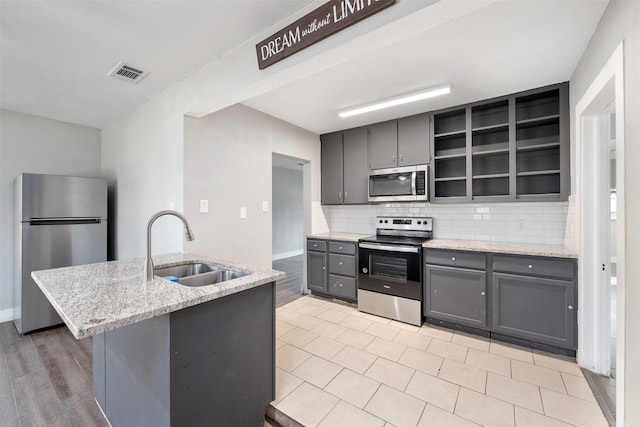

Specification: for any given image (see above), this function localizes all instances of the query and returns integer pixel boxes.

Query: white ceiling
[0,0,608,134]
[244,0,610,134]
[0,0,314,128]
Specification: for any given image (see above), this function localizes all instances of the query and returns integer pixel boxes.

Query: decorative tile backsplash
[321,202,569,246]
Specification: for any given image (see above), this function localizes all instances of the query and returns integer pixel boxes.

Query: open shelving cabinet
[430,83,569,202]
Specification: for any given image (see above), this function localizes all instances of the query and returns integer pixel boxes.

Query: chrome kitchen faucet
[144,210,195,281]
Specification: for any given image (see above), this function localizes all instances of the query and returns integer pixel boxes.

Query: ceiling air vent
[107,62,149,84]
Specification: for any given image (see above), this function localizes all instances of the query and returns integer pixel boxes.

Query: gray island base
[31,253,283,427]
[93,283,274,427]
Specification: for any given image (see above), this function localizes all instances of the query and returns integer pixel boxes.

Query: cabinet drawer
[493,255,575,280]
[329,274,356,300]
[329,254,355,276]
[425,249,486,270]
[329,241,356,255]
[307,239,326,252]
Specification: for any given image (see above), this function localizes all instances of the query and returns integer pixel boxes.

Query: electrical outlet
[240,207,247,219]
[262,201,269,212]
[200,200,209,213]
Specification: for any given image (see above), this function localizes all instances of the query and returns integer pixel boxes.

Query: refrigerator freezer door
[20,173,107,221]
[17,222,107,333]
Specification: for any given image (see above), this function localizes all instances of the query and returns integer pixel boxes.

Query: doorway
[272,154,306,307]
[576,44,625,424]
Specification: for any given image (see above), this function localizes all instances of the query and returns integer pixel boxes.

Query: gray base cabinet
[307,240,327,293]
[424,249,487,329]
[492,254,577,350]
[423,248,577,352]
[93,283,275,427]
[306,238,357,302]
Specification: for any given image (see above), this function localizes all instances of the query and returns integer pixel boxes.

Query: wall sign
[256,0,395,70]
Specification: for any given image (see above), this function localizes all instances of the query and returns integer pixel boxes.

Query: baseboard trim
[272,250,303,261]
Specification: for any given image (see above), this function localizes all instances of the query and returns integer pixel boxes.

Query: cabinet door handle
[568,305,574,310]
[392,154,396,163]
[400,153,403,162]
[344,191,348,200]
[338,192,342,200]
[322,266,325,270]
[481,291,486,296]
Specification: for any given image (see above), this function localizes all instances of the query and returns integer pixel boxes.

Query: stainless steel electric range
[357,216,433,326]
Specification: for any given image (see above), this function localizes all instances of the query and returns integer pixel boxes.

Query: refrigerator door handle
[28,218,102,226]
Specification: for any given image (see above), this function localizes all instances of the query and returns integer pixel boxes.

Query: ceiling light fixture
[338,84,451,118]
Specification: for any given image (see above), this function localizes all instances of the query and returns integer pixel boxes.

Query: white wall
[272,166,304,259]
[0,109,101,322]
[569,0,640,424]
[99,0,439,261]
[182,105,320,267]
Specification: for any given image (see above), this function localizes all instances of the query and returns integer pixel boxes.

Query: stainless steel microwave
[368,165,428,203]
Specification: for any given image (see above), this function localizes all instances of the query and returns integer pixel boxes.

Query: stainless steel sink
[177,269,248,287]
[154,262,248,287]
[154,262,215,279]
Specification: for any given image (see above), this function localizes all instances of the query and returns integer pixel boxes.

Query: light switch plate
[262,201,269,212]
[200,200,209,213]
[240,207,247,219]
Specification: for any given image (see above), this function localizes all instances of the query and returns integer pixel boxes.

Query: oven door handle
[358,243,420,254]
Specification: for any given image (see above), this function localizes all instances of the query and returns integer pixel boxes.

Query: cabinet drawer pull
[313,244,317,247]
[322,267,325,270]
[339,262,343,266]
[383,285,391,289]
[528,264,533,269]
[568,305,574,310]
[451,257,456,262]
[339,283,343,287]
[339,246,343,250]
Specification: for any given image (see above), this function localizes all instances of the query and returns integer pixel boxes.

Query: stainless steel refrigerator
[14,173,107,334]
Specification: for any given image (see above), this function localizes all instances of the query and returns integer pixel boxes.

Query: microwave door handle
[359,243,419,253]
[411,171,417,195]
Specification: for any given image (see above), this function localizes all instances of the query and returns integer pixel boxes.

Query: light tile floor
[273,295,608,427]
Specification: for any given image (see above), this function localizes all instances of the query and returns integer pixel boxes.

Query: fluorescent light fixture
[338,84,451,118]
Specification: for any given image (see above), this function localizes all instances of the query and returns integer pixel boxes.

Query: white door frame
[575,43,625,422]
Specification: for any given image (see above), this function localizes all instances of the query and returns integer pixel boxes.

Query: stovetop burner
[360,216,433,246]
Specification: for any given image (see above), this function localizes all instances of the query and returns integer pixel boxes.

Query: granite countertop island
[31,252,284,339]
[32,252,283,427]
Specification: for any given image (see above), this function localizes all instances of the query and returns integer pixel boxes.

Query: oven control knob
[417,221,422,224]
[362,267,368,274]
[384,220,389,223]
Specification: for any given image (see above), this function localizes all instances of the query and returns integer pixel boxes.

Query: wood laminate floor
[273,255,304,308]
[0,322,108,427]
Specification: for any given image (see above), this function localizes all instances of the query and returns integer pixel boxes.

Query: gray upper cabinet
[431,82,569,203]
[369,121,398,169]
[342,128,369,204]
[321,132,344,204]
[398,114,430,166]
[369,114,430,170]
[321,129,368,205]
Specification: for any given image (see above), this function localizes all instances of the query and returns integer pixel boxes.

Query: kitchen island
[31,253,284,427]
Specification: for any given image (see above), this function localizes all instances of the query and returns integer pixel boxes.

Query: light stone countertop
[31,253,285,339]
[423,239,578,258]
[307,232,370,242]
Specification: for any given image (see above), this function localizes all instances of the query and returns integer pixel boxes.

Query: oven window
[370,254,408,282]
[370,173,412,196]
